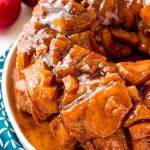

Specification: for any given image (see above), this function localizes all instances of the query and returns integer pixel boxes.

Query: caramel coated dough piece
[34,0,96,34]
[16,28,55,70]
[101,28,132,58]
[81,140,96,150]
[16,59,59,123]
[132,138,150,150]
[117,60,150,86]
[76,52,116,76]
[49,117,76,150]
[130,123,150,149]
[129,122,150,141]
[124,102,150,127]
[61,73,133,142]
[93,129,129,150]
[56,45,91,77]
[140,5,150,26]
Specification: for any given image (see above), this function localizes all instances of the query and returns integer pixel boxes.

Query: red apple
[0,0,21,29]
[22,0,38,7]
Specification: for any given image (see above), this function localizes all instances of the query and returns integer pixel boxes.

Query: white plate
[2,34,36,150]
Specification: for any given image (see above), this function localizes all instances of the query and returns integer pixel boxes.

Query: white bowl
[2,34,36,150]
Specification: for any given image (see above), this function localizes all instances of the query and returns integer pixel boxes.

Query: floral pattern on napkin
[0,50,24,150]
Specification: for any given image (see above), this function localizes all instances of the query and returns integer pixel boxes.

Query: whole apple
[22,0,38,7]
[0,0,21,29]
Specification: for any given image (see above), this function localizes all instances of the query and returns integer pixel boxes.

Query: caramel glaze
[13,0,150,150]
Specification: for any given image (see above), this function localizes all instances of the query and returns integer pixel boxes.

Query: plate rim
[2,33,36,150]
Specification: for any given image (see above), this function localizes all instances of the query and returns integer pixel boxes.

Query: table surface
[0,3,32,56]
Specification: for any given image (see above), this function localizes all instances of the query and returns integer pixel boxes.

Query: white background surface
[0,3,32,56]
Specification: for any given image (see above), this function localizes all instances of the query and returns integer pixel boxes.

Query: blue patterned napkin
[0,50,24,150]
